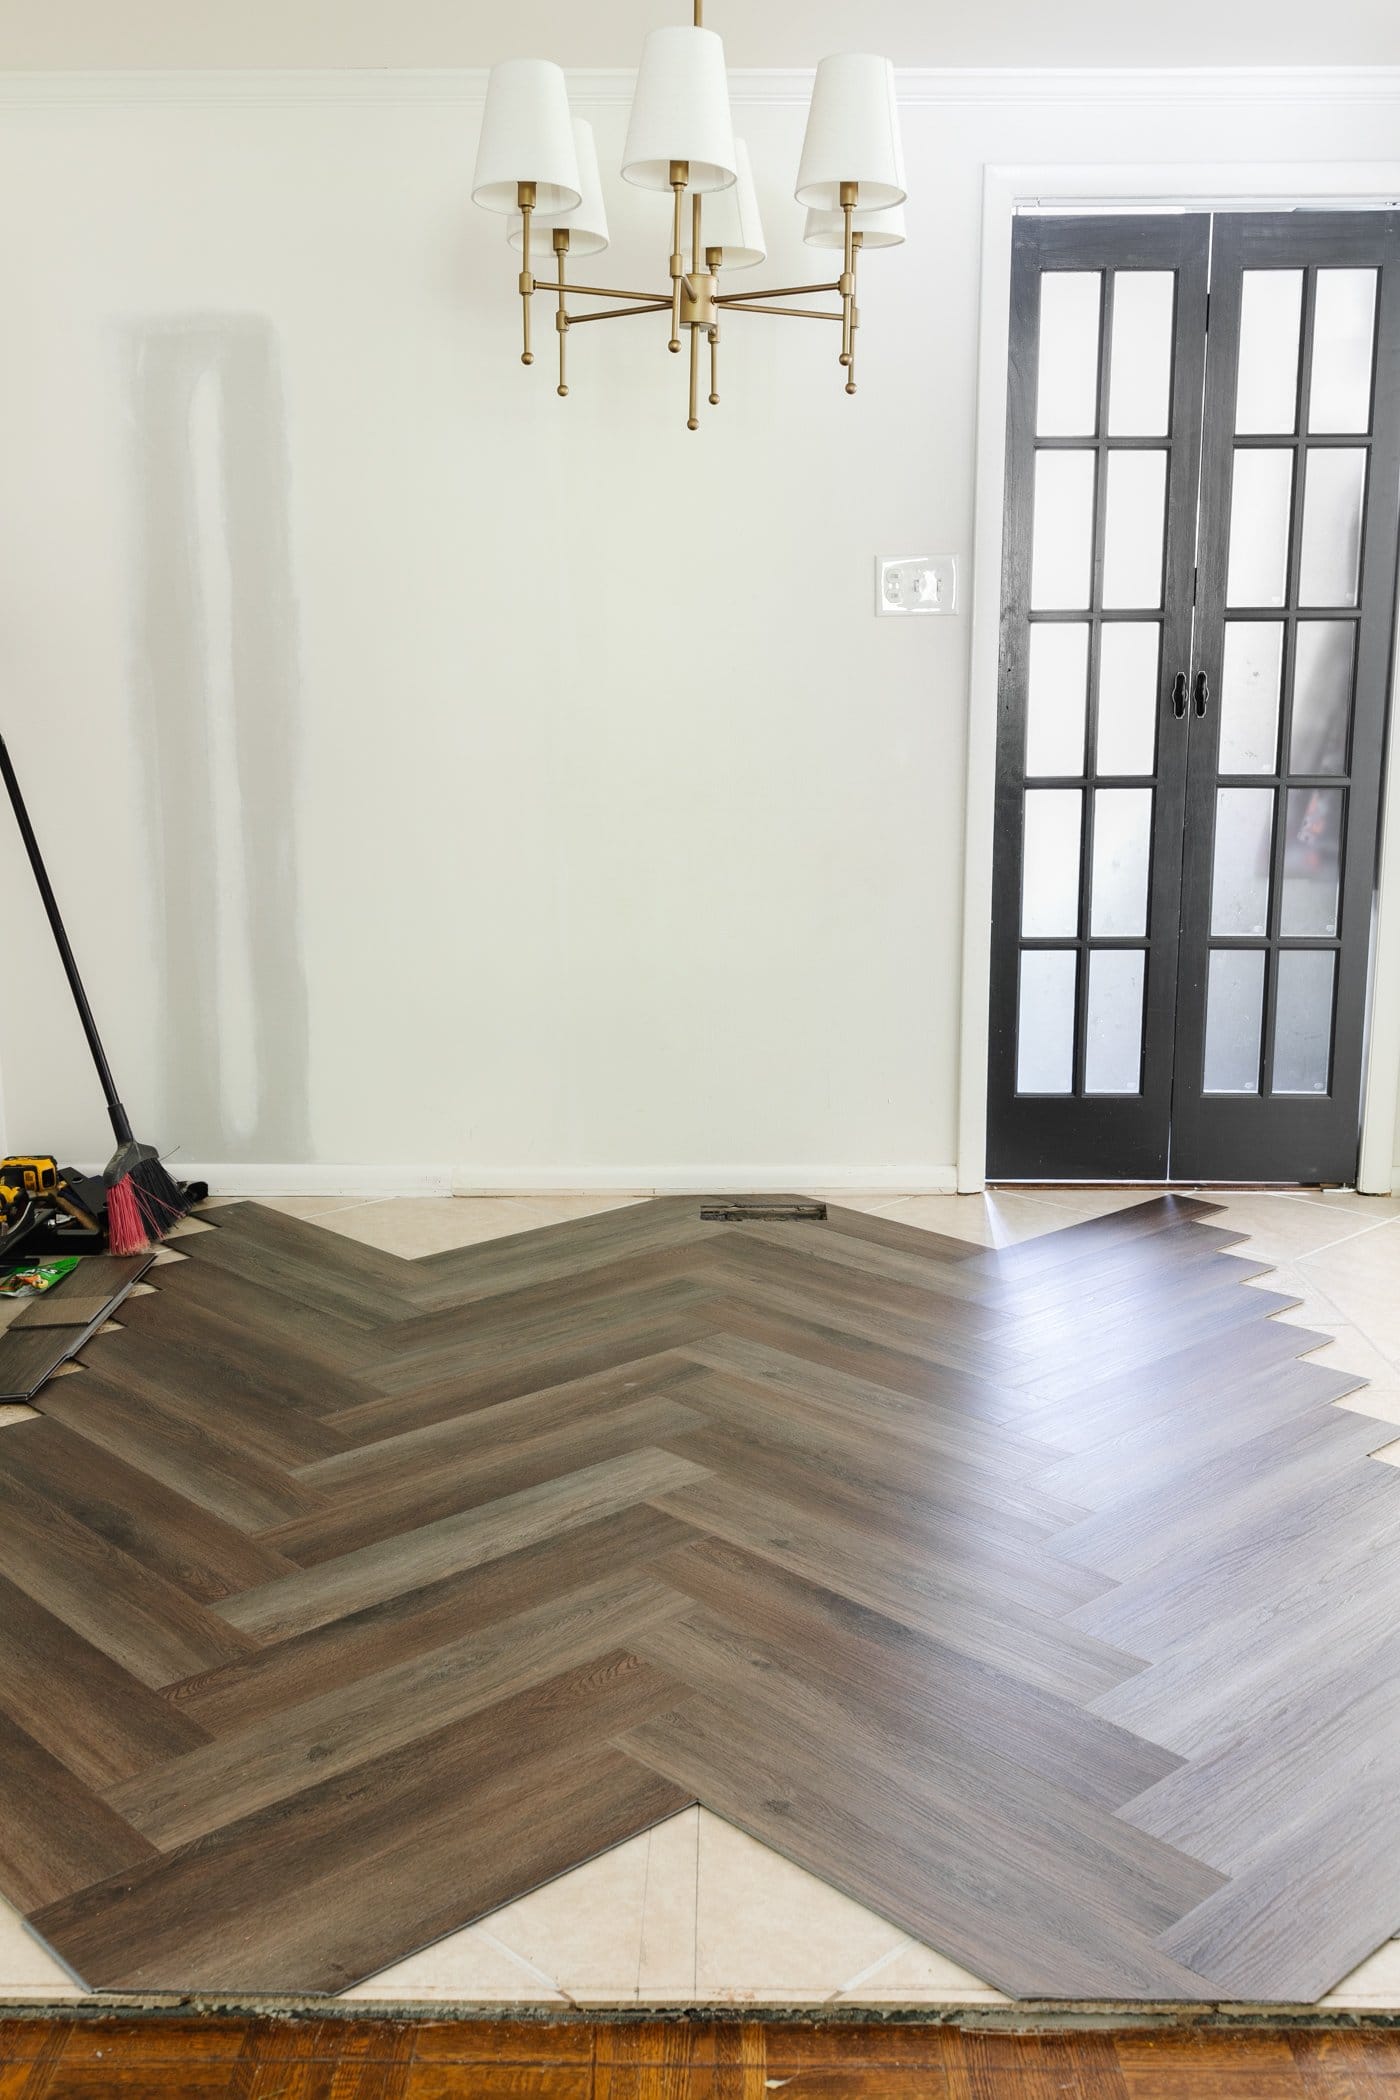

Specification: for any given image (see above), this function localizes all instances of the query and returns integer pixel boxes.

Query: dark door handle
[1194,670,1210,718]
[1172,672,1188,718]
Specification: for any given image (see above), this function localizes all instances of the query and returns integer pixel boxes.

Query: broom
[0,732,192,1255]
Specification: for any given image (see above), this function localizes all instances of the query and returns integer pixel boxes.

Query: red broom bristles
[105,1175,151,1256]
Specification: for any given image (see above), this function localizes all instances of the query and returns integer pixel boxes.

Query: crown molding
[0,65,1395,110]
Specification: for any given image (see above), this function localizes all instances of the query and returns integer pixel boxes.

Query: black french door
[988,210,1400,1184]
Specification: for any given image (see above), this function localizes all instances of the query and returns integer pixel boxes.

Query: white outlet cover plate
[876,553,957,616]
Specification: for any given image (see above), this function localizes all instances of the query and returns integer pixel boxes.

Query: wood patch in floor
[0,1195,1393,2001]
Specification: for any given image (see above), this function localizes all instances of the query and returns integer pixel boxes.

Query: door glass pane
[1107,272,1174,436]
[1217,622,1283,774]
[1280,786,1343,937]
[1026,624,1089,776]
[1298,448,1366,607]
[1211,787,1275,936]
[1235,270,1303,434]
[1017,950,1077,1093]
[1084,949,1145,1093]
[1309,270,1377,434]
[1227,450,1294,607]
[1021,789,1082,936]
[1273,949,1335,1094]
[1203,948,1266,1093]
[1090,788,1152,937]
[1031,452,1095,609]
[1037,273,1101,436]
[1290,623,1353,774]
[1096,624,1160,776]
[1101,451,1167,609]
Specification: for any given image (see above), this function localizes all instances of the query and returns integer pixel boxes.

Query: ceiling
[0,0,1395,70]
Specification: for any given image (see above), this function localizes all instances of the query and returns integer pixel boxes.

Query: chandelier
[471,4,907,429]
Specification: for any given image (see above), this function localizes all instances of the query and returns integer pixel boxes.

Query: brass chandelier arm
[541,281,673,304]
[718,303,844,322]
[565,302,672,324]
[714,282,841,303]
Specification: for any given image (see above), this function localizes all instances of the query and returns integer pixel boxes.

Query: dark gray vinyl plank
[615,1700,1218,2002]
[82,1322,352,1468]
[0,1573,210,1791]
[36,1656,691,1993]
[0,1417,296,1601]
[166,1502,694,1736]
[0,1468,255,1688]
[651,1472,1141,1704]
[636,1604,1219,1933]
[654,1532,1181,1810]
[217,1448,711,1642]
[266,1396,705,1565]
[34,1369,332,1534]
[1120,1625,1400,1876]
[676,1334,1068,1486]
[108,1568,685,1849]
[0,1708,157,1913]
[1074,1459,1400,1664]
[659,1410,1111,1619]
[1155,1760,1400,2003]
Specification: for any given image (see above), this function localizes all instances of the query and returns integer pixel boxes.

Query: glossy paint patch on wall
[129,319,311,1162]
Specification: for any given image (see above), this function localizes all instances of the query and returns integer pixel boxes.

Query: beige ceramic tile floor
[2,1183,1399,2010]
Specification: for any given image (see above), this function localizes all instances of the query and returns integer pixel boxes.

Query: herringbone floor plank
[0,1193,1395,2000]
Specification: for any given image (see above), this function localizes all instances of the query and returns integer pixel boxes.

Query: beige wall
[0,0,1396,71]
[0,73,1397,1185]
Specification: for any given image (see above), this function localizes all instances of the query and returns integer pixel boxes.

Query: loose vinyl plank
[3,1191,1393,2002]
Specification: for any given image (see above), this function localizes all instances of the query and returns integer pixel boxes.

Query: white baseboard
[167,1162,960,1199]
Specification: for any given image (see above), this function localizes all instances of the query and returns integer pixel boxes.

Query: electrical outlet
[876,554,957,616]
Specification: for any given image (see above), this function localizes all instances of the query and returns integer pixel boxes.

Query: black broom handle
[0,733,134,1148]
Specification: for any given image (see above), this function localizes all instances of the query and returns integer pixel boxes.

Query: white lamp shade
[509,119,609,257]
[795,54,906,211]
[703,138,765,268]
[473,60,581,215]
[622,26,737,193]
[804,199,906,250]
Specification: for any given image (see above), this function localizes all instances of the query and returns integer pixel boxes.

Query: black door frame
[987,207,1400,1186]
[1171,211,1400,1182]
[987,213,1210,1180]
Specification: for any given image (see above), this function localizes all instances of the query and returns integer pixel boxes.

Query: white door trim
[957,159,1400,1193]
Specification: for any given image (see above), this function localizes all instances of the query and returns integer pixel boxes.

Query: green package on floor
[0,1256,81,1297]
